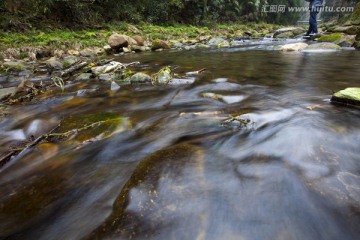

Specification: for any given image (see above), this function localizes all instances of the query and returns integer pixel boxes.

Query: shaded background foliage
[0,0,359,30]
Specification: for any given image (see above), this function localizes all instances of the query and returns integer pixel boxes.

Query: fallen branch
[59,61,88,78]
[0,125,59,169]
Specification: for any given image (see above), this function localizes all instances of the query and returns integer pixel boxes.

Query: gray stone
[0,87,16,99]
[208,37,229,47]
[129,73,152,83]
[75,73,92,81]
[46,57,63,70]
[108,34,129,49]
[280,43,308,51]
[273,27,304,38]
[276,32,295,38]
[338,35,356,47]
[63,56,78,67]
[2,61,28,70]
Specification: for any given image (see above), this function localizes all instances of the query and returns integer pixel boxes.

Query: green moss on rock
[331,87,360,105]
[318,33,342,42]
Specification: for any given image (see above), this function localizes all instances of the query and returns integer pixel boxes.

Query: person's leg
[306,10,315,35]
[309,10,319,34]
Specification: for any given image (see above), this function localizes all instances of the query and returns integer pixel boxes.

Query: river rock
[132,45,146,52]
[280,43,308,51]
[304,43,341,50]
[169,40,183,49]
[151,39,170,51]
[67,49,80,56]
[46,57,63,70]
[273,27,304,38]
[129,73,152,83]
[278,32,297,38]
[0,87,16,99]
[122,47,131,53]
[338,35,356,47]
[75,73,92,81]
[91,61,125,75]
[208,37,229,47]
[331,87,360,105]
[1,61,27,71]
[332,25,360,35]
[132,35,144,46]
[108,34,129,50]
[63,56,78,67]
[103,45,112,54]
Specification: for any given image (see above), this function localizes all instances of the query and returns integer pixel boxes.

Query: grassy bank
[0,22,281,52]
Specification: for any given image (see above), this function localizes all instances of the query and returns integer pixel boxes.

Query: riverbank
[0,22,281,59]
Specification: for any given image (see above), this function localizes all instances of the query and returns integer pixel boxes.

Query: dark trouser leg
[308,10,318,34]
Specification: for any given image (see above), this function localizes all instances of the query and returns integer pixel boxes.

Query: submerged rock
[280,43,308,51]
[304,43,341,50]
[331,88,360,106]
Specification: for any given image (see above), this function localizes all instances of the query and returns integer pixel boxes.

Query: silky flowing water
[1,45,360,240]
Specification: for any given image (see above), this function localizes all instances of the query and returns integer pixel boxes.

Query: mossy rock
[351,3,360,25]
[304,42,341,50]
[331,88,360,106]
[318,33,342,42]
[151,39,170,51]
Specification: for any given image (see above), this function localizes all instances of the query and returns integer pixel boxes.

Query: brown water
[1,46,360,240]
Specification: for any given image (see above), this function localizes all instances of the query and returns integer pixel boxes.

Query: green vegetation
[0,22,280,51]
[318,33,343,42]
[352,2,360,25]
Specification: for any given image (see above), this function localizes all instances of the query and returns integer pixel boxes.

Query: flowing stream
[1,44,360,240]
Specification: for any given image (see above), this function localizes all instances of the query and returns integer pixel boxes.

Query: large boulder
[331,88,360,105]
[151,39,170,51]
[318,33,356,47]
[304,42,341,50]
[332,25,360,35]
[132,35,145,46]
[280,43,308,51]
[108,34,129,50]
[273,27,304,38]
